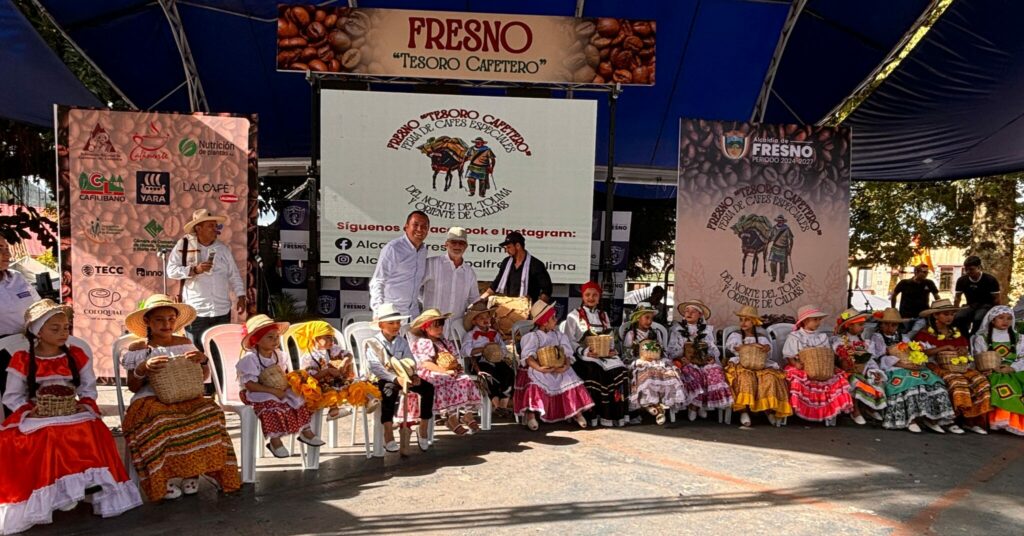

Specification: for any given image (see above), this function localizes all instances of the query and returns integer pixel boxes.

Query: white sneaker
[825,417,836,427]
[922,421,946,434]
[164,482,183,500]
[865,409,883,421]
[740,412,752,427]
[327,407,353,421]
[687,409,697,421]
[418,437,430,451]
[297,435,326,447]
[967,425,988,435]
[58,501,78,512]
[384,440,400,453]
[907,422,922,433]
[630,415,643,425]
[852,414,867,425]
[947,424,965,435]
[767,414,777,426]
[267,442,290,458]
[182,477,200,495]
[698,408,708,419]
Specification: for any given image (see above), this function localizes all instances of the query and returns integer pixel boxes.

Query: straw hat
[24,299,72,334]
[241,314,290,350]
[794,305,828,328]
[834,308,870,334]
[183,208,227,234]
[919,299,964,318]
[677,299,711,320]
[124,294,197,338]
[629,305,658,325]
[529,300,556,325]
[446,227,469,243]
[463,301,497,331]
[733,305,763,325]
[409,308,452,337]
[388,356,418,391]
[872,307,907,324]
[371,303,410,328]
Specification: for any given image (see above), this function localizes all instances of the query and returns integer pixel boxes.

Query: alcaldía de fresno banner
[276,5,655,85]
[56,107,257,376]
[675,119,851,322]
[320,90,596,283]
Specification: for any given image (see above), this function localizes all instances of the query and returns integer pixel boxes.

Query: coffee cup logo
[88,288,122,308]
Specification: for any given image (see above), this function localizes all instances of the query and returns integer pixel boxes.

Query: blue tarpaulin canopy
[5,0,1024,182]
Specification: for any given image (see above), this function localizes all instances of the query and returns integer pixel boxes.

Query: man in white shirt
[0,234,40,416]
[166,209,246,344]
[420,227,480,323]
[369,211,429,318]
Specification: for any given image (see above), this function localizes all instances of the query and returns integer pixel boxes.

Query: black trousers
[186,313,232,395]
[477,360,515,399]
[0,346,11,418]
[376,378,434,424]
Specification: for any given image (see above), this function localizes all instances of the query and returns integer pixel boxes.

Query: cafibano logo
[78,172,125,202]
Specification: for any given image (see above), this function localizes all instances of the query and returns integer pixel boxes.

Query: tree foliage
[849,180,974,268]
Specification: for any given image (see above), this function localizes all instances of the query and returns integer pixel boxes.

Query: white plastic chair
[341,311,374,329]
[203,324,321,483]
[444,320,467,353]
[720,326,740,357]
[767,323,795,367]
[344,322,377,363]
[110,334,144,482]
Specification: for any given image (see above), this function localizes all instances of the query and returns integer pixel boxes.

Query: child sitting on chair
[783,305,854,426]
[237,315,324,458]
[291,320,379,421]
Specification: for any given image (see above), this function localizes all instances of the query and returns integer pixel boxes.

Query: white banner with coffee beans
[320,89,595,284]
[674,119,851,324]
[56,107,257,377]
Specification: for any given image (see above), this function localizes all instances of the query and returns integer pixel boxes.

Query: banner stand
[302,74,622,314]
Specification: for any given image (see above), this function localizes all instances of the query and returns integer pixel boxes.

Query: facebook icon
[335,237,352,250]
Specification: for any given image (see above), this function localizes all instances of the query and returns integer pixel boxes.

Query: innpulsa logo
[179,137,236,157]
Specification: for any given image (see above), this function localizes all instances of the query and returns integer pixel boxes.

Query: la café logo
[129,122,171,162]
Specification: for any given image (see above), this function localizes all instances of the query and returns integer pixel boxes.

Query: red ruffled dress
[0,346,142,534]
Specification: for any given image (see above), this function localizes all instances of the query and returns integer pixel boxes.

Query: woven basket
[887,345,909,359]
[737,345,768,371]
[35,384,78,417]
[937,351,968,373]
[436,351,460,371]
[975,351,1001,372]
[489,296,531,338]
[482,343,504,363]
[259,365,289,391]
[585,335,614,358]
[536,345,566,368]
[150,355,204,404]
[638,347,661,362]
[799,347,835,381]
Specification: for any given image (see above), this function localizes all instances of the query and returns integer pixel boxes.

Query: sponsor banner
[279,199,310,261]
[276,5,655,86]
[56,107,257,376]
[674,120,850,322]
[320,90,595,283]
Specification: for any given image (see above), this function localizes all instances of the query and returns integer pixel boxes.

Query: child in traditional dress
[291,320,379,420]
[410,308,483,435]
[971,305,1024,436]
[623,306,691,425]
[1,300,141,534]
[783,305,854,426]
[832,309,886,425]
[121,294,240,501]
[667,300,733,421]
[870,308,955,433]
[724,305,792,427]
[237,314,324,458]
[914,299,990,435]
[564,281,629,427]
[461,302,515,418]
[514,301,595,430]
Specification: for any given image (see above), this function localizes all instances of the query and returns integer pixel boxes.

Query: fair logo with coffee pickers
[677,120,850,314]
[387,107,532,220]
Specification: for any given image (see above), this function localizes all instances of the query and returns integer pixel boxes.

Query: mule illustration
[417,136,469,192]
[730,214,772,277]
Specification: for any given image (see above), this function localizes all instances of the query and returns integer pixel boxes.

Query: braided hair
[25,331,80,399]
[985,318,1019,348]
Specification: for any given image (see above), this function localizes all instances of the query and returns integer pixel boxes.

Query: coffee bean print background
[276,5,655,86]
[56,107,257,377]
[674,119,851,324]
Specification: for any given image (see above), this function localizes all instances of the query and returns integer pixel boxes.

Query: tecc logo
[81,264,125,277]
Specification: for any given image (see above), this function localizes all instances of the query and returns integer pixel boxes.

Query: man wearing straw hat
[420,226,480,324]
[166,209,246,344]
